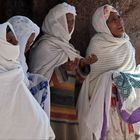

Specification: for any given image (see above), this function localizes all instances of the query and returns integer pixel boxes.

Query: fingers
[84,54,98,65]
[91,54,98,62]
[66,60,79,71]
[74,58,80,65]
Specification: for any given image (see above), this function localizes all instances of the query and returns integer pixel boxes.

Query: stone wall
[0,0,140,62]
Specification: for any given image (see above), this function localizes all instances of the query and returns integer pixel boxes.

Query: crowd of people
[0,2,140,140]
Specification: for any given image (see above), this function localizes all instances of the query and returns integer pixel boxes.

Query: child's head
[92,4,125,37]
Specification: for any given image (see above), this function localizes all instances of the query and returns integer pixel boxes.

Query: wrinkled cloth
[0,22,52,139]
[28,72,50,117]
[92,4,119,35]
[8,16,39,76]
[78,72,112,140]
[86,4,136,96]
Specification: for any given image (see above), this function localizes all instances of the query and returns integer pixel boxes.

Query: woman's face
[66,13,74,33]
[25,33,35,53]
[6,26,18,45]
[107,12,125,37]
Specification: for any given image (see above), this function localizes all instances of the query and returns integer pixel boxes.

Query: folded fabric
[113,72,140,123]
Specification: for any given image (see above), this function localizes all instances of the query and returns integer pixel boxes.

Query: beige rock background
[0,0,140,63]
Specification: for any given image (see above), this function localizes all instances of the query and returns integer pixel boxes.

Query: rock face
[0,0,140,62]
[122,0,140,64]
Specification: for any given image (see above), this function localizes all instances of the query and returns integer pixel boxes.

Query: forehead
[66,13,74,20]
[108,12,119,19]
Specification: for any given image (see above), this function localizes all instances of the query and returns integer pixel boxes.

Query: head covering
[29,2,81,81]
[42,2,76,41]
[0,22,20,72]
[8,16,40,73]
[92,4,119,35]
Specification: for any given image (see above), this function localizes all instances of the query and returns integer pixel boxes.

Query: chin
[113,34,123,38]
[117,31,125,38]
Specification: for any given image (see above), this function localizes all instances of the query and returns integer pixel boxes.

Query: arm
[61,54,98,83]
[76,54,98,82]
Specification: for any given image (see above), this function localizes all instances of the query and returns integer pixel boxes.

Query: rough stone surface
[0,0,140,62]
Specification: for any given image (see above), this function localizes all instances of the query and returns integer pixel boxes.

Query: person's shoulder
[91,33,104,40]
[89,33,103,45]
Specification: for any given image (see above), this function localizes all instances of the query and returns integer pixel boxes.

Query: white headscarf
[8,16,40,73]
[29,2,81,81]
[78,4,136,140]
[42,2,76,41]
[92,4,119,35]
[0,22,52,139]
[0,22,20,70]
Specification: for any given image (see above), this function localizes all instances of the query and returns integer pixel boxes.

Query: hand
[80,54,98,66]
[62,58,80,72]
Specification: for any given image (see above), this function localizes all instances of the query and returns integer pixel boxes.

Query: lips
[118,27,124,32]
[118,26,124,31]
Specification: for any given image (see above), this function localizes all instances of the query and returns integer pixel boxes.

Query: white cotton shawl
[8,16,53,121]
[87,33,136,84]
[78,72,112,140]
[0,22,52,139]
[28,2,81,81]
[78,4,137,140]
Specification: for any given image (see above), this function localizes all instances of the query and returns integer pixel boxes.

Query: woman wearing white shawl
[28,2,97,82]
[0,22,53,139]
[28,2,97,140]
[8,16,53,121]
[78,4,138,140]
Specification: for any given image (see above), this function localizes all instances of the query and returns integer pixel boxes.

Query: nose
[116,18,123,26]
